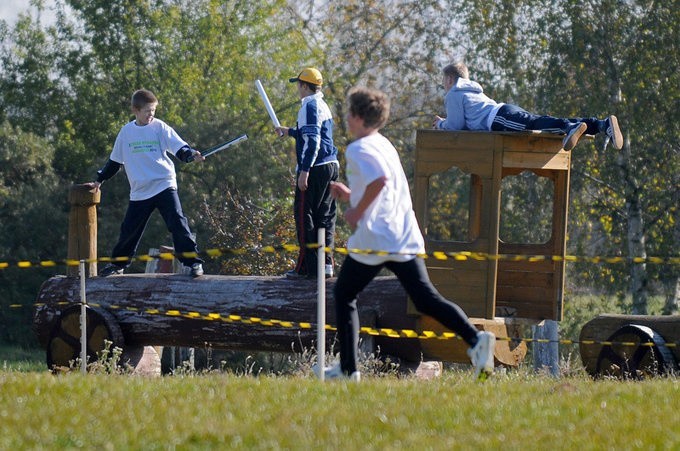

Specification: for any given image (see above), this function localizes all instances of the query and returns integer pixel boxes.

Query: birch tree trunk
[662,276,679,315]
[626,194,648,314]
[662,220,680,315]
[619,142,648,314]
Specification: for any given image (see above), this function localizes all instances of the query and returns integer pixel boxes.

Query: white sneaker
[562,122,587,151]
[313,363,360,382]
[189,263,204,277]
[325,264,334,278]
[99,264,124,277]
[467,331,496,380]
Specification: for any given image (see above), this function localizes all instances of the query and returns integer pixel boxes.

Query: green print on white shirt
[129,140,161,153]
[111,118,187,201]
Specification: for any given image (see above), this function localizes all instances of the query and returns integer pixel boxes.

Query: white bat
[255,79,283,135]
[201,134,248,158]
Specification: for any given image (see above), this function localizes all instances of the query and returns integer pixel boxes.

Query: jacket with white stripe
[288,92,338,171]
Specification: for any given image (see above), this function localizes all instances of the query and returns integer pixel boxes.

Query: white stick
[202,134,248,158]
[317,228,326,381]
[255,79,281,128]
[79,260,87,375]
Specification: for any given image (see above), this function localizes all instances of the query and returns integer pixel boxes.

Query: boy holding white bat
[88,89,205,278]
[275,67,339,280]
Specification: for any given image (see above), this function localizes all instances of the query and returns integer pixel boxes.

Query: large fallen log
[34,274,527,367]
[579,314,680,378]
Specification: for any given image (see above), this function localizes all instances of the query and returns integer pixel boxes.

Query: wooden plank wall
[414,130,572,322]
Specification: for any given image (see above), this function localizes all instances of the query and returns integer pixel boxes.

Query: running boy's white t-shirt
[110,118,187,201]
[345,133,425,265]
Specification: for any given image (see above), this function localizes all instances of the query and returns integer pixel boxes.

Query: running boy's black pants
[334,256,480,374]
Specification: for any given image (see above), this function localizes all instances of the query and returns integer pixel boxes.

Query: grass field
[0,344,44,372]
[0,368,678,449]
[1,293,677,449]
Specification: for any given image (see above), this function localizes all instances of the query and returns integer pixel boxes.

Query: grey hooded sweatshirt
[436,78,504,131]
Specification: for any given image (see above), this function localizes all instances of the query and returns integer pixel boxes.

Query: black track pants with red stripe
[293,163,338,276]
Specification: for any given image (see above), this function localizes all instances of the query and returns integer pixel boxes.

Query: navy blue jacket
[288,92,338,171]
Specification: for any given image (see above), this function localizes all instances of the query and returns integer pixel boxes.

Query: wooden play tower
[413,130,572,323]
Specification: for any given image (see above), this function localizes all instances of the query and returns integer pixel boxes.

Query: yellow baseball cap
[289,67,323,86]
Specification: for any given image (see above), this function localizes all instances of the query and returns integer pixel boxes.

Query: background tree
[0,0,677,349]
[50,0,303,275]
[281,0,463,246]
[451,0,679,314]
[0,122,66,346]
[0,0,303,345]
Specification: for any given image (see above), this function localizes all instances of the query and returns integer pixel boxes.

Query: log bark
[33,274,526,365]
[34,274,410,351]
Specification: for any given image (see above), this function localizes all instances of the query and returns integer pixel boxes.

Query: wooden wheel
[595,324,677,380]
[46,305,124,371]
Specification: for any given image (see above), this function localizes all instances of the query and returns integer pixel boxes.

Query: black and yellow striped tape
[12,300,679,349]
[1,244,679,269]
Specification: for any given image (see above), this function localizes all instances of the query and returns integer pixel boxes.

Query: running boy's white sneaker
[313,363,361,382]
[467,331,496,380]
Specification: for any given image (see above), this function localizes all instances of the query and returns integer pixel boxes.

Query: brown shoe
[562,122,587,151]
[605,115,623,150]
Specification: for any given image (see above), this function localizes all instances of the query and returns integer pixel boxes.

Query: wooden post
[67,184,100,277]
[532,319,559,377]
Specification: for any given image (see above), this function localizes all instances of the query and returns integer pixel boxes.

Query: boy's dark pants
[109,188,202,268]
[334,256,480,374]
[293,163,338,277]
[492,103,603,134]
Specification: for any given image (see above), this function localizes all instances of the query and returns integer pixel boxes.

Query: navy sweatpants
[109,187,202,268]
[492,103,604,134]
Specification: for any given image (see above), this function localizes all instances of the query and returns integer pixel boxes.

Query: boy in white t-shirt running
[88,89,205,277]
[327,87,495,381]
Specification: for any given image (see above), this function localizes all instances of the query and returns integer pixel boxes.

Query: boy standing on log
[432,62,623,151]
[88,89,205,277]
[275,67,339,280]
[328,87,495,381]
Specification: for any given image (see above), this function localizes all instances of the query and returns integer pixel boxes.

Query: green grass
[0,370,678,449]
[1,293,677,449]
[0,344,45,372]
